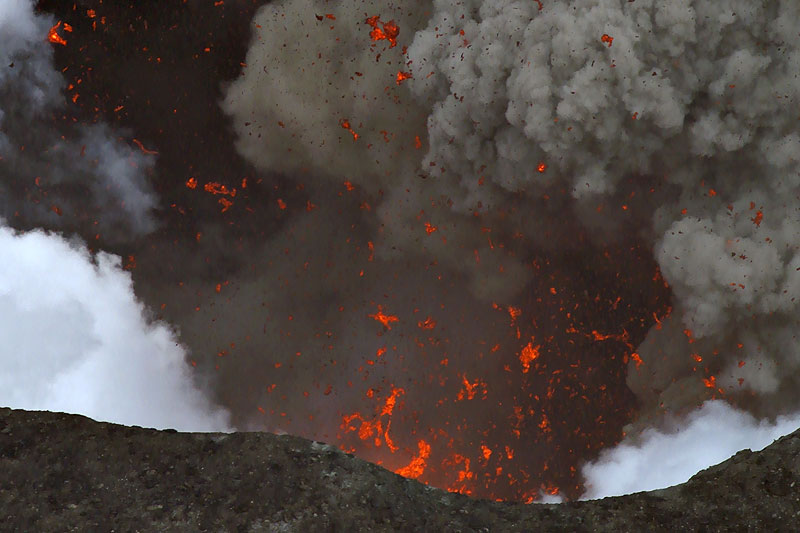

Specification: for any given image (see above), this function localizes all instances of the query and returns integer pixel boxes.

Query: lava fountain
[4,0,799,503]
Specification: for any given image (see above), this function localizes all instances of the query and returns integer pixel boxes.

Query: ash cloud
[0,0,156,242]
[9,0,800,501]
[225,0,800,496]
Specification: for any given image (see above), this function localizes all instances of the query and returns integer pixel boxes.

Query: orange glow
[424,222,438,234]
[369,305,399,329]
[218,198,233,213]
[752,210,763,226]
[537,162,547,173]
[341,386,405,453]
[601,33,613,47]
[365,15,399,48]
[185,177,197,189]
[456,375,487,401]
[396,71,412,85]
[481,445,492,461]
[132,138,158,155]
[48,22,68,46]
[381,386,404,416]
[204,182,236,197]
[395,440,431,479]
[519,341,540,373]
[339,118,359,140]
[417,316,436,330]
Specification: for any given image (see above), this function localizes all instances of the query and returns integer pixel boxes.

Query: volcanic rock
[1,407,798,531]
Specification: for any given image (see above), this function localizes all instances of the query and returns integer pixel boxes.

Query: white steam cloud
[0,225,230,431]
[581,400,800,499]
[224,0,800,497]
[0,1,228,432]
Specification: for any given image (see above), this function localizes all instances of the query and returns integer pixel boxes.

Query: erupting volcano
[3,0,800,503]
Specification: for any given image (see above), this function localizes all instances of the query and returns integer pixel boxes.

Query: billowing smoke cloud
[224,0,800,497]
[582,401,800,499]
[7,0,799,501]
[0,225,230,431]
[0,0,156,241]
[223,0,534,301]
[401,0,800,420]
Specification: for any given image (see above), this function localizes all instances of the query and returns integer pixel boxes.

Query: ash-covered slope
[1,407,798,532]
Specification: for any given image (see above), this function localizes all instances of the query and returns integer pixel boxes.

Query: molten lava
[38,1,674,503]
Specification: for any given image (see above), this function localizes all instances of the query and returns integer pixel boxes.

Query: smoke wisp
[1,0,156,242]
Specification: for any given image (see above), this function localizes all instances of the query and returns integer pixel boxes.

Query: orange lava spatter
[41,2,676,503]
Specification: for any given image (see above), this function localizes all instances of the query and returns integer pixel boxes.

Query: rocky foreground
[1,407,798,531]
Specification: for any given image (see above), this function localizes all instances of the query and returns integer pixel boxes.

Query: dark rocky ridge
[1,408,799,531]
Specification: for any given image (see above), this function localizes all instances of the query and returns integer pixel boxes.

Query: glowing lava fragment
[369,305,399,329]
[417,316,436,330]
[395,440,431,479]
[365,15,399,48]
[481,445,492,461]
[204,182,236,197]
[537,162,547,173]
[752,210,763,226]
[456,375,487,401]
[519,341,540,373]
[601,33,613,47]
[48,22,68,46]
[339,118,359,140]
[424,222,437,234]
[218,198,233,212]
[396,71,412,85]
[132,138,158,155]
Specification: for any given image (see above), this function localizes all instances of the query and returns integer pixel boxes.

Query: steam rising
[582,400,800,499]
[4,0,800,501]
[0,1,224,431]
[0,225,230,431]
